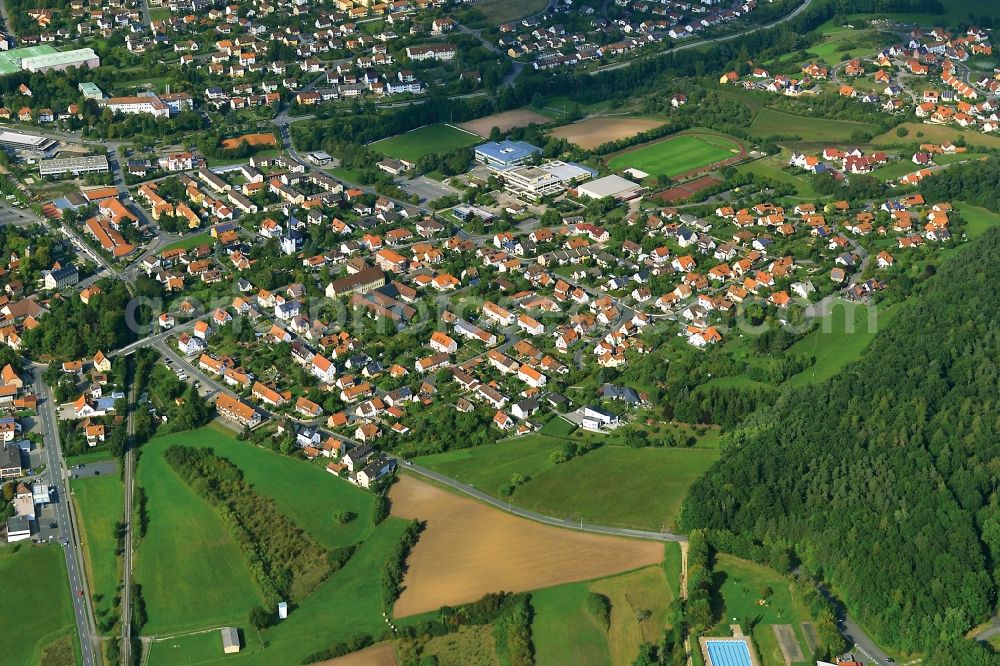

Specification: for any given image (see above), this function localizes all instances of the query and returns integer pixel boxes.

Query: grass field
[72,474,124,628]
[459,0,549,25]
[608,133,741,178]
[712,555,812,666]
[956,202,1000,239]
[750,108,878,142]
[735,154,821,199]
[370,124,480,163]
[533,581,613,666]
[417,435,719,530]
[135,434,265,634]
[511,446,720,530]
[0,544,78,666]
[141,423,408,665]
[411,626,497,666]
[160,232,214,253]
[590,565,674,665]
[784,300,903,387]
[872,122,1000,150]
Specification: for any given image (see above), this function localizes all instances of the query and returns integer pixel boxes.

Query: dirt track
[549,117,665,150]
[460,109,551,137]
[390,476,664,617]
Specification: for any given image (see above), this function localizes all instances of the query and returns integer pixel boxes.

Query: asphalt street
[32,367,98,666]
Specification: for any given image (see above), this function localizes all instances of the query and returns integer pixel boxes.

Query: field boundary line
[444,123,482,138]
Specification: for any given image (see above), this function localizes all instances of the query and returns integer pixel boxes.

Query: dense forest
[681,221,1000,655]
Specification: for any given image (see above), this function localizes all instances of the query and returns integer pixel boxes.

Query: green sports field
[0,544,78,666]
[607,133,742,178]
[72,474,124,630]
[370,123,480,162]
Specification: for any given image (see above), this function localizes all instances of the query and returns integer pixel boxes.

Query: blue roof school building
[474,140,541,167]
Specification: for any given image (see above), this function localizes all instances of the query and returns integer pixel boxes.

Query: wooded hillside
[681,218,1000,653]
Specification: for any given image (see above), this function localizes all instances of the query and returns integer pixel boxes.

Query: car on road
[49,522,57,529]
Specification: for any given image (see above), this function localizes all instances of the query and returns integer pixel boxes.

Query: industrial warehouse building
[19,48,100,73]
[39,155,110,177]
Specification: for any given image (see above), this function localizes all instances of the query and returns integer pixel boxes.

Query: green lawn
[418,437,719,531]
[145,519,409,666]
[0,544,78,666]
[783,300,897,387]
[750,108,878,142]
[538,415,577,437]
[369,124,480,163]
[736,154,820,199]
[512,446,720,531]
[160,232,214,253]
[712,555,812,666]
[72,474,124,630]
[458,0,549,25]
[873,123,1000,150]
[805,29,883,62]
[135,434,265,634]
[956,202,1000,239]
[139,423,409,664]
[608,133,742,178]
[532,581,613,666]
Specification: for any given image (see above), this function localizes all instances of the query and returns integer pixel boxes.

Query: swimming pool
[705,639,754,666]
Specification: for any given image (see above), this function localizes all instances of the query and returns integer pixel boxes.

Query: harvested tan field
[220,132,276,150]
[390,475,664,617]
[549,117,666,150]
[460,109,551,137]
[317,642,398,666]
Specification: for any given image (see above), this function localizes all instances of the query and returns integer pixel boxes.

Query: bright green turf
[72,474,124,627]
[608,133,741,178]
[370,124,480,163]
[0,544,78,666]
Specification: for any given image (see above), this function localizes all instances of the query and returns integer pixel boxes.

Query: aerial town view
[0,0,999,663]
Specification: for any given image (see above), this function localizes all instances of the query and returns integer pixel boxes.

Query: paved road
[32,366,98,666]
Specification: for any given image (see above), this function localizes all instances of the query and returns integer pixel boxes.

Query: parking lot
[399,175,460,203]
[69,460,117,479]
[0,201,34,226]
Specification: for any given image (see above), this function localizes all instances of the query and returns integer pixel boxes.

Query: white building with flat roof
[577,174,643,200]
[39,155,109,177]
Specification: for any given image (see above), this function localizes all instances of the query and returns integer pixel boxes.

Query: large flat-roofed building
[39,155,109,177]
[576,174,643,201]
[474,140,540,167]
[20,48,100,73]
[0,130,56,154]
[493,160,599,201]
